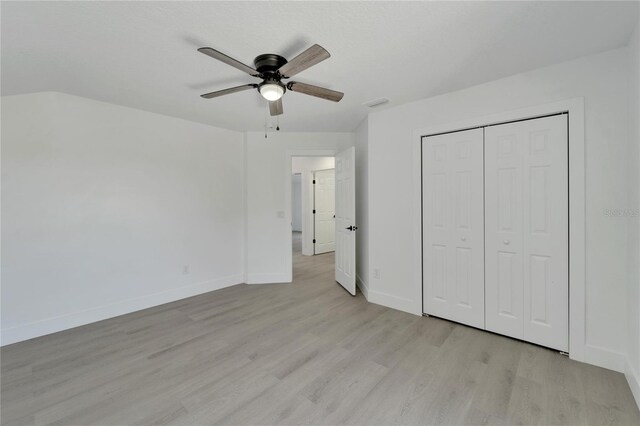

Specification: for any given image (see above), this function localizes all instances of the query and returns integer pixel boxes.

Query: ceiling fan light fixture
[259,82,285,101]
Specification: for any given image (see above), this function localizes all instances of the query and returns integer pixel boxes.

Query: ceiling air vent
[363,97,390,108]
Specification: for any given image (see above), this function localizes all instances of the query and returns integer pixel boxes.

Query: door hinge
[313,239,316,243]
[313,180,316,184]
[313,209,316,214]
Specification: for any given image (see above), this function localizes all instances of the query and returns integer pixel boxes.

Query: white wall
[291,174,302,232]
[245,132,353,284]
[292,157,335,174]
[355,117,370,297]
[292,156,335,255]
[626,16,640,405]
[367,47,631,372]
[1,92,245,345]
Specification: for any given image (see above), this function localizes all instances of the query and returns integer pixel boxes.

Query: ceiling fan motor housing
[254,54,288,75]
[254,54,288,99]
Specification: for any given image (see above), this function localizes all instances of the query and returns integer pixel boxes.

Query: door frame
[413,97,586,363]
[284,150,338,282]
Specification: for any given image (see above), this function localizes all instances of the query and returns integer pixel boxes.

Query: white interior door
[485,115,568,351]
[314,169,335,254]
[422,128,485,328]
[335,147,356,295]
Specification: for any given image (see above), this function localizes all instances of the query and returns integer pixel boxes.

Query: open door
[335,146,356,295]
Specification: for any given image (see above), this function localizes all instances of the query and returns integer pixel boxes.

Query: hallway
[292,231,336,285]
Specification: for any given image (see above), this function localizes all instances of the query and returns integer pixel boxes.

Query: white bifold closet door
[422,128,485,329]
[484,115,568,352]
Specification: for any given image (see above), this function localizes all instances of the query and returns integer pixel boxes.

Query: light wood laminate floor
[2,233,639,425]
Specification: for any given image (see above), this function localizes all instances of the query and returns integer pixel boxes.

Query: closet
[422,114,569,352]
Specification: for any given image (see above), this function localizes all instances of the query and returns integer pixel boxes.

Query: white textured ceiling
[1,1,638,132]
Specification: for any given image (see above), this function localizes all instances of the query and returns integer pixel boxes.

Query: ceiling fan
[197,44,344,116]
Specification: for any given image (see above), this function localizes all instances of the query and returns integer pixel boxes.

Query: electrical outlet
[373,268,380,279]
[182,265,190,275]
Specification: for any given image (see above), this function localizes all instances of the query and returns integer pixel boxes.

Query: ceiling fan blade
[269,98,283,116]
[200,84,257,99]
[287,81,344,102]
[198,47,259,77]
[278,44,330,78]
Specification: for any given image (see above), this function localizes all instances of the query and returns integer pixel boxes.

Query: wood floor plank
[1,231,638,425]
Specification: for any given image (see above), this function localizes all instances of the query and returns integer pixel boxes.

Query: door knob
[346,226,358,231]
[461,237,467,242]
[503,240,510,245]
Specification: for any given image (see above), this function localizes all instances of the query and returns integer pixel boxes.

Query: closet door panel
[485,125,525,339]
[522,115,569,351]
[423,141,451,320]
[485,115,568,351]
[423,128,484,328]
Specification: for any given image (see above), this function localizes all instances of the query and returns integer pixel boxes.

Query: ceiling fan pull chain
[276,116,280,131]
[264,103,268,139]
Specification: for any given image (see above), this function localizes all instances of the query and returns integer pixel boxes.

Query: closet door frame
[413,97,585,363]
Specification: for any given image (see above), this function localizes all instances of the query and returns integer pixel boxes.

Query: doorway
[285,148,357,296]
[290,156,335,260]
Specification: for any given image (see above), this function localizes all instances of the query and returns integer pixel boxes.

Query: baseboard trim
[625,358,640,410]
[1,274,244,346]
[356,275,369,300]
[366,288,421,316]
[584,344,626,373]
[246,273,291,284]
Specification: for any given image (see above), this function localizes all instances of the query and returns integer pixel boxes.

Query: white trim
[412,98,586,363]
[283,149,338,283]
[1,274,244,346]
[367,289,422,316]
[246,273,290,284]
[242,132,249,284]
[625,358,640,409]
[356,274,369,300]
[583,344,626,373]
